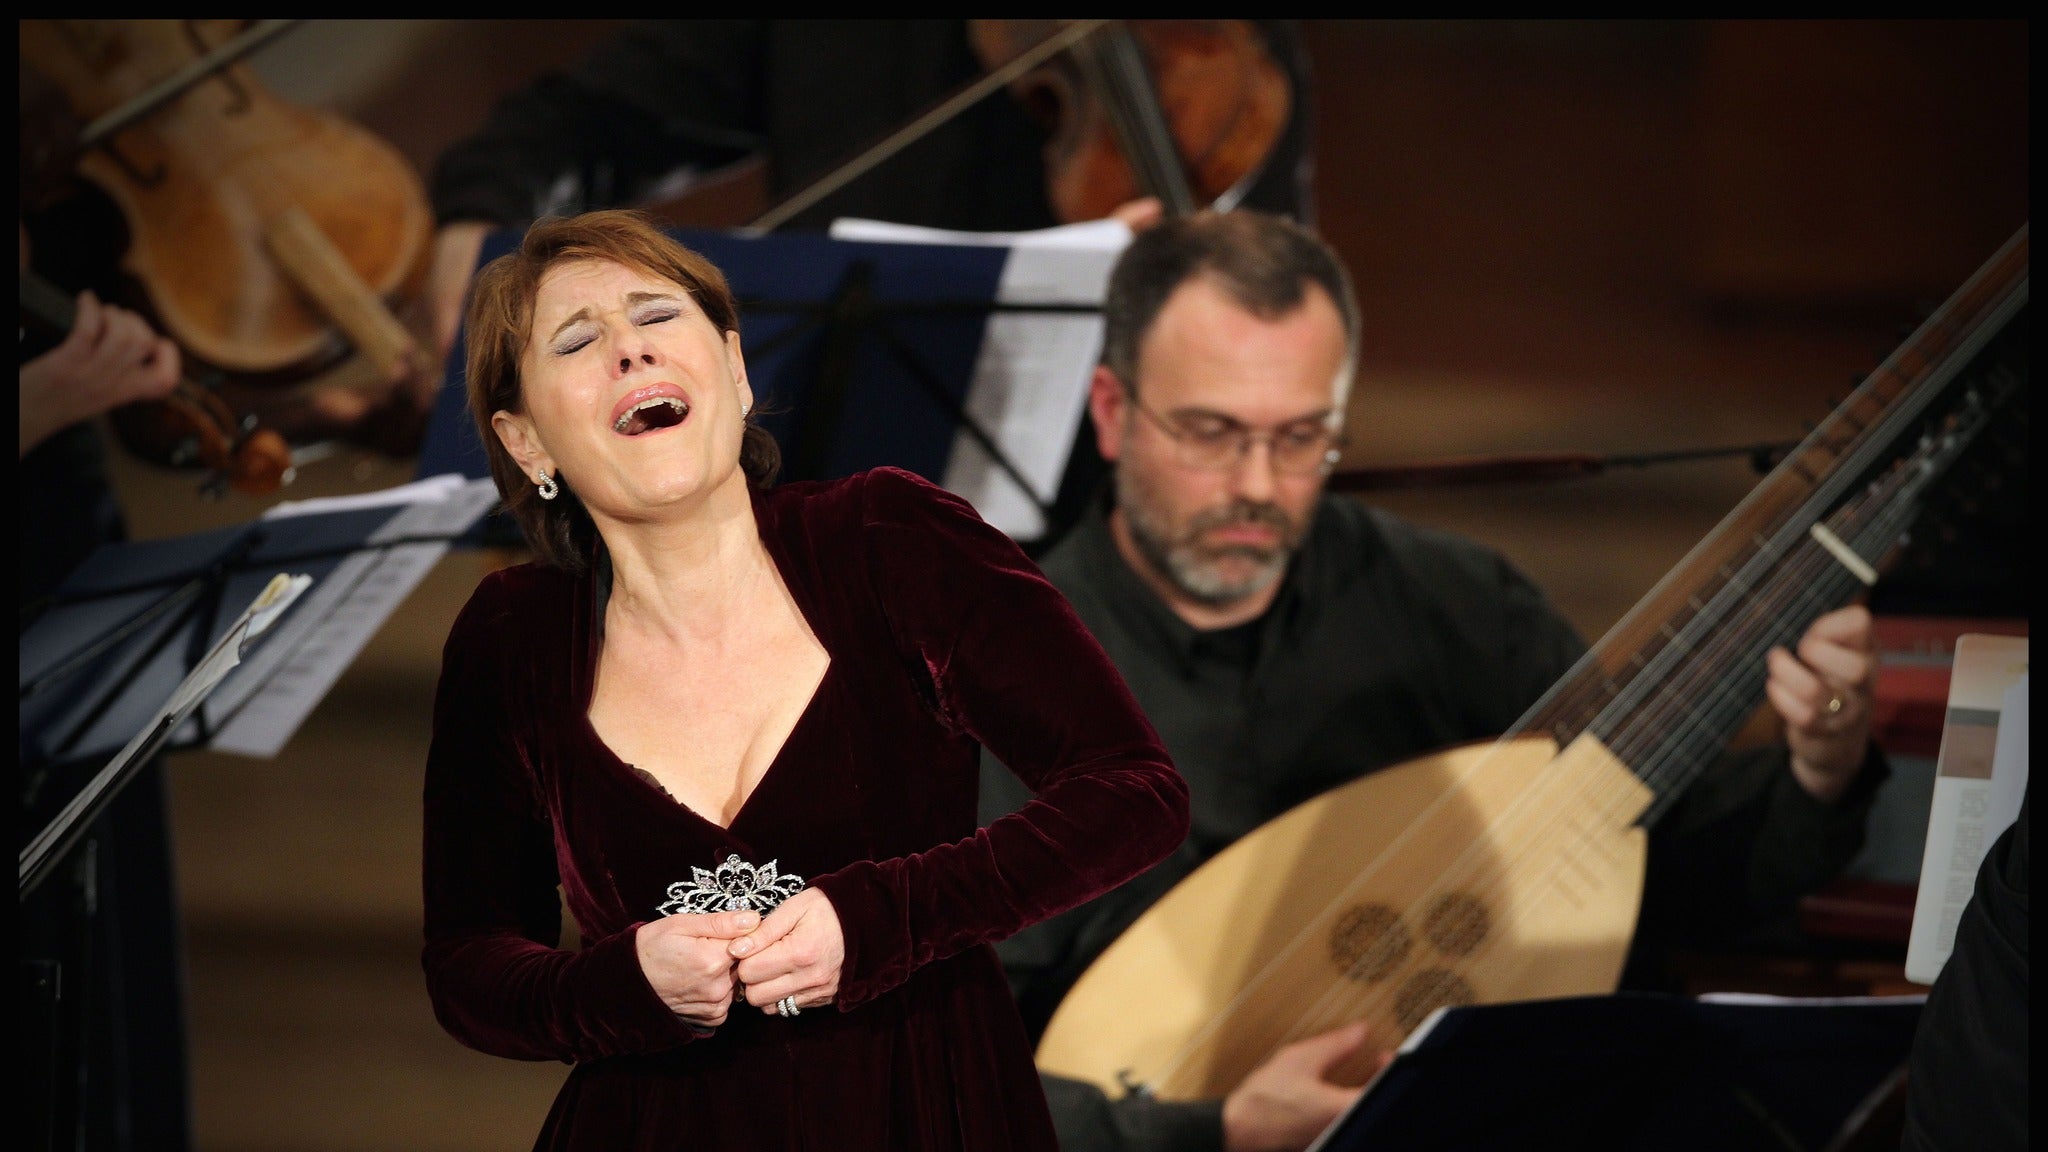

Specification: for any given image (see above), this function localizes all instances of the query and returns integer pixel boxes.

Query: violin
[18,19,435,453]
[967,20,1294,223]
[19,266,295,496]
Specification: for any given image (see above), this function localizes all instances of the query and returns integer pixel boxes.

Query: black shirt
[981,492,1883,1152]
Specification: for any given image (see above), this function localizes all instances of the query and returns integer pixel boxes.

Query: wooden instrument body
[969,20,1292,222]
[1037,734,1649,1099]
[19,20,432,387]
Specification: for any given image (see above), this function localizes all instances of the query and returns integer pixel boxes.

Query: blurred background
[23,19,2029,1152]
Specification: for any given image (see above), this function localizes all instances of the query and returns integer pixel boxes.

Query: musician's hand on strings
[1765,604,1878,805]
[1221,1019,1388,1152]
[19,286,182,458]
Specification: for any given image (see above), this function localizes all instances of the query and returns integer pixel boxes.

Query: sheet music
[203,476,499,758]
[259,471,471,518]
[1905,634,2030,984]
[830,217,1132,539]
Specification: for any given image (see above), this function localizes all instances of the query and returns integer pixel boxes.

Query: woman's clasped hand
[728,888,845,1017]
[635,889,846,1027]
[634,908,756,1028]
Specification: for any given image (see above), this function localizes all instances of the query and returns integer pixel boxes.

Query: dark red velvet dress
[421,467,1189,1151]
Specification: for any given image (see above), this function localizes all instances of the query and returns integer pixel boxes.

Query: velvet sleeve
[420,573,700,1062]
[806,468,1191,1010]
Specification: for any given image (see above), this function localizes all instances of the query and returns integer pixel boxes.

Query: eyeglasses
[1123,384,1346,475]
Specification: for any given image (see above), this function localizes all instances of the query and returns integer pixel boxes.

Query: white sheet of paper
[829,217,1134,540]
[259,471,471,519]
[1904,634,2030,984]
[1985,670,2028,833]
[827,217,1133,252]
[205,477,499,758]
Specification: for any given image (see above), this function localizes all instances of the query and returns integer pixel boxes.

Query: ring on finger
[777,995,800,1018]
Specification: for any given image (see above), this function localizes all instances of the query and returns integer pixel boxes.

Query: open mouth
[612,396,691,436]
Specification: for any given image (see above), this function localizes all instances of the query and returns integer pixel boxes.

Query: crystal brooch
[659,853,805,917]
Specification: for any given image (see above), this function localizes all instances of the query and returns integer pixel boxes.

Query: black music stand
[414,225,1108,548]
[19,572,309,899]
[18,478,497,894]
[1310,992,1924,1152]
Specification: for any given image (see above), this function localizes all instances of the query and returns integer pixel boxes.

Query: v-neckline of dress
[583,659,832,834]
[576,492,834,835]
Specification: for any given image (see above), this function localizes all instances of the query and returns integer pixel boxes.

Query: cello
[18,19,437,461]
[747,20,1303,233]
[966,20,1297,223]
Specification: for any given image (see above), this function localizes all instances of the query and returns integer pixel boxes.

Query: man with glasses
[981,210,1885,1152]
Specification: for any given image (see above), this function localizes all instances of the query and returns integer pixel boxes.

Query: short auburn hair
[464,209,780,571]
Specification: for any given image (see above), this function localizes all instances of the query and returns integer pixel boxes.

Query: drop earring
[535,470,559,501]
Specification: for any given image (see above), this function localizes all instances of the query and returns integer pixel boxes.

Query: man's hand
[1765,604,1879,805]
[20,289,182,458]
[1109,197,1166,233]
[634,908,758,1029]
[731,888,845,1017]
[1221,1020,1389,1152]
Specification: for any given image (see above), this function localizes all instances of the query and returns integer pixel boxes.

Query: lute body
[1038,735,1649,1097]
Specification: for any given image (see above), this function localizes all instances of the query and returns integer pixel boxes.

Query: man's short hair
[1100,210,1361,393]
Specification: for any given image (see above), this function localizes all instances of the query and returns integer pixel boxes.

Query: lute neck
[1511,225,2029,825]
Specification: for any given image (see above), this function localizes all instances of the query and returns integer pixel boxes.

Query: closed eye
[1175,416,1243,445]
[1278,422,1333,449]
[549,309,678,356]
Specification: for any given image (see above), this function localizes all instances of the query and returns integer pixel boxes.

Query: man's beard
[1117,468,1306,607]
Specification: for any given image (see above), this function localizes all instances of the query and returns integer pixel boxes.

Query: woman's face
[495,257,752,522]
